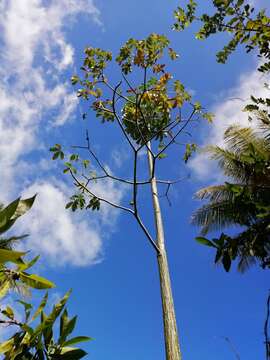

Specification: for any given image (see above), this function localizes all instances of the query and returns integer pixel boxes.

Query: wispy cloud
[189,66,269,182]
[0,0,100,196]
[0,0,126,267]
[20,180,103,267]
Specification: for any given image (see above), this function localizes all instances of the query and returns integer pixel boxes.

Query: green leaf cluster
[49,144,64,160]
[173,0,270,73]
[0,290,91,359]
[183,143,197,163]
[0,197,90,359]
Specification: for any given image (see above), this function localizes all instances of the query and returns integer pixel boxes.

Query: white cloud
[0,0,100,198]
[249,0,269,7]
[0,1,127,267]
[111,147,131,168]
[16,178,125,267]
[18,180,103,267]
[189,66,269,182]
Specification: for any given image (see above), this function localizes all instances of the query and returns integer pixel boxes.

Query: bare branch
[73,138,187,187]
[69,169,160,253]
[103,78,135,104]
[223,337,241,360]
[112,82,136,151]
[159,183,172,207]
[134,213,160,254]
[0,318,23,327]
[70,170,134,215]
[121,72,137,95]
[155,108,196,159]
[264,292,270,360]
[86,130,108,174]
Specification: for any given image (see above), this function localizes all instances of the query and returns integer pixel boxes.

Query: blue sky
[0,0,269,359]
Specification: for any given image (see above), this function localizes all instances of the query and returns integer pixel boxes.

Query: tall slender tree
[51,33,213,360]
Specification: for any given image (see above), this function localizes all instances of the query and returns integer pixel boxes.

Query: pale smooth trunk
[147,145,182,360]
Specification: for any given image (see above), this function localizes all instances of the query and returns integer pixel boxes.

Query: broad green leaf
[32,290,71,340]
[195,237,217,248]
[20,273,55,289]
[60,310,77,344]
[157,153,167,160]
[48,290,71,322]
[30,292,48,322]
[2,306,14,319]
[13,195,36,219]
[63,336,92,347]
[0,280,10,298]
[0,198,20,223]
[59,347,88,360]
[0,248,26,264]
[17,255,40,272]
[17,299,33,322]
[222,252,232,272]
[16,300,32,310]
[0,198,20,234]
[21,323,34,335]
[0,338,14,353]
[0,196,36,235]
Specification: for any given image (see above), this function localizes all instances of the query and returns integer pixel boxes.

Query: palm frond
[255,110,270,142]
[225,125,255,149]
[224,125,268,156]
[191,200,255,235]
[195,184,237,202]
[206,138,270,184]
[237,254,257,273]
[193,122,270,272]
[231,218,270,272]
[205,145,255,182]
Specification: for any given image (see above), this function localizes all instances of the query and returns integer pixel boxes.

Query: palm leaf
[191,199,255,235]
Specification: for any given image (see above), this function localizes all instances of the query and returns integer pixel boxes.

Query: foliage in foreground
[192,123,270,272]
[173,0,270,72]
[0,197,90,359]
[173,0,270,273]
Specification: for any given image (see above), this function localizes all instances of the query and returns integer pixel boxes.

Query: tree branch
[69,166,160,253]
[155,108,196,158]
[0,319,23,327]
[70,170,134,215]
[112,82,136,151]
[265,292,270,360]
[134,212,160,254]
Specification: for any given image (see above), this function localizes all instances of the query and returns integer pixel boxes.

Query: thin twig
[134,213,160,254]
[155,108,196,158]
[0,319,23,327]
[222,337,241,360]
[70,169,160,253]
[121,72,137,95]
[112,82,136,151]
[70,170,134,214]
[264,292,270,360]
[103,79,135,104]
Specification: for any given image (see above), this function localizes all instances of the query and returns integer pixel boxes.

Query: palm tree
[191,123,270,272]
